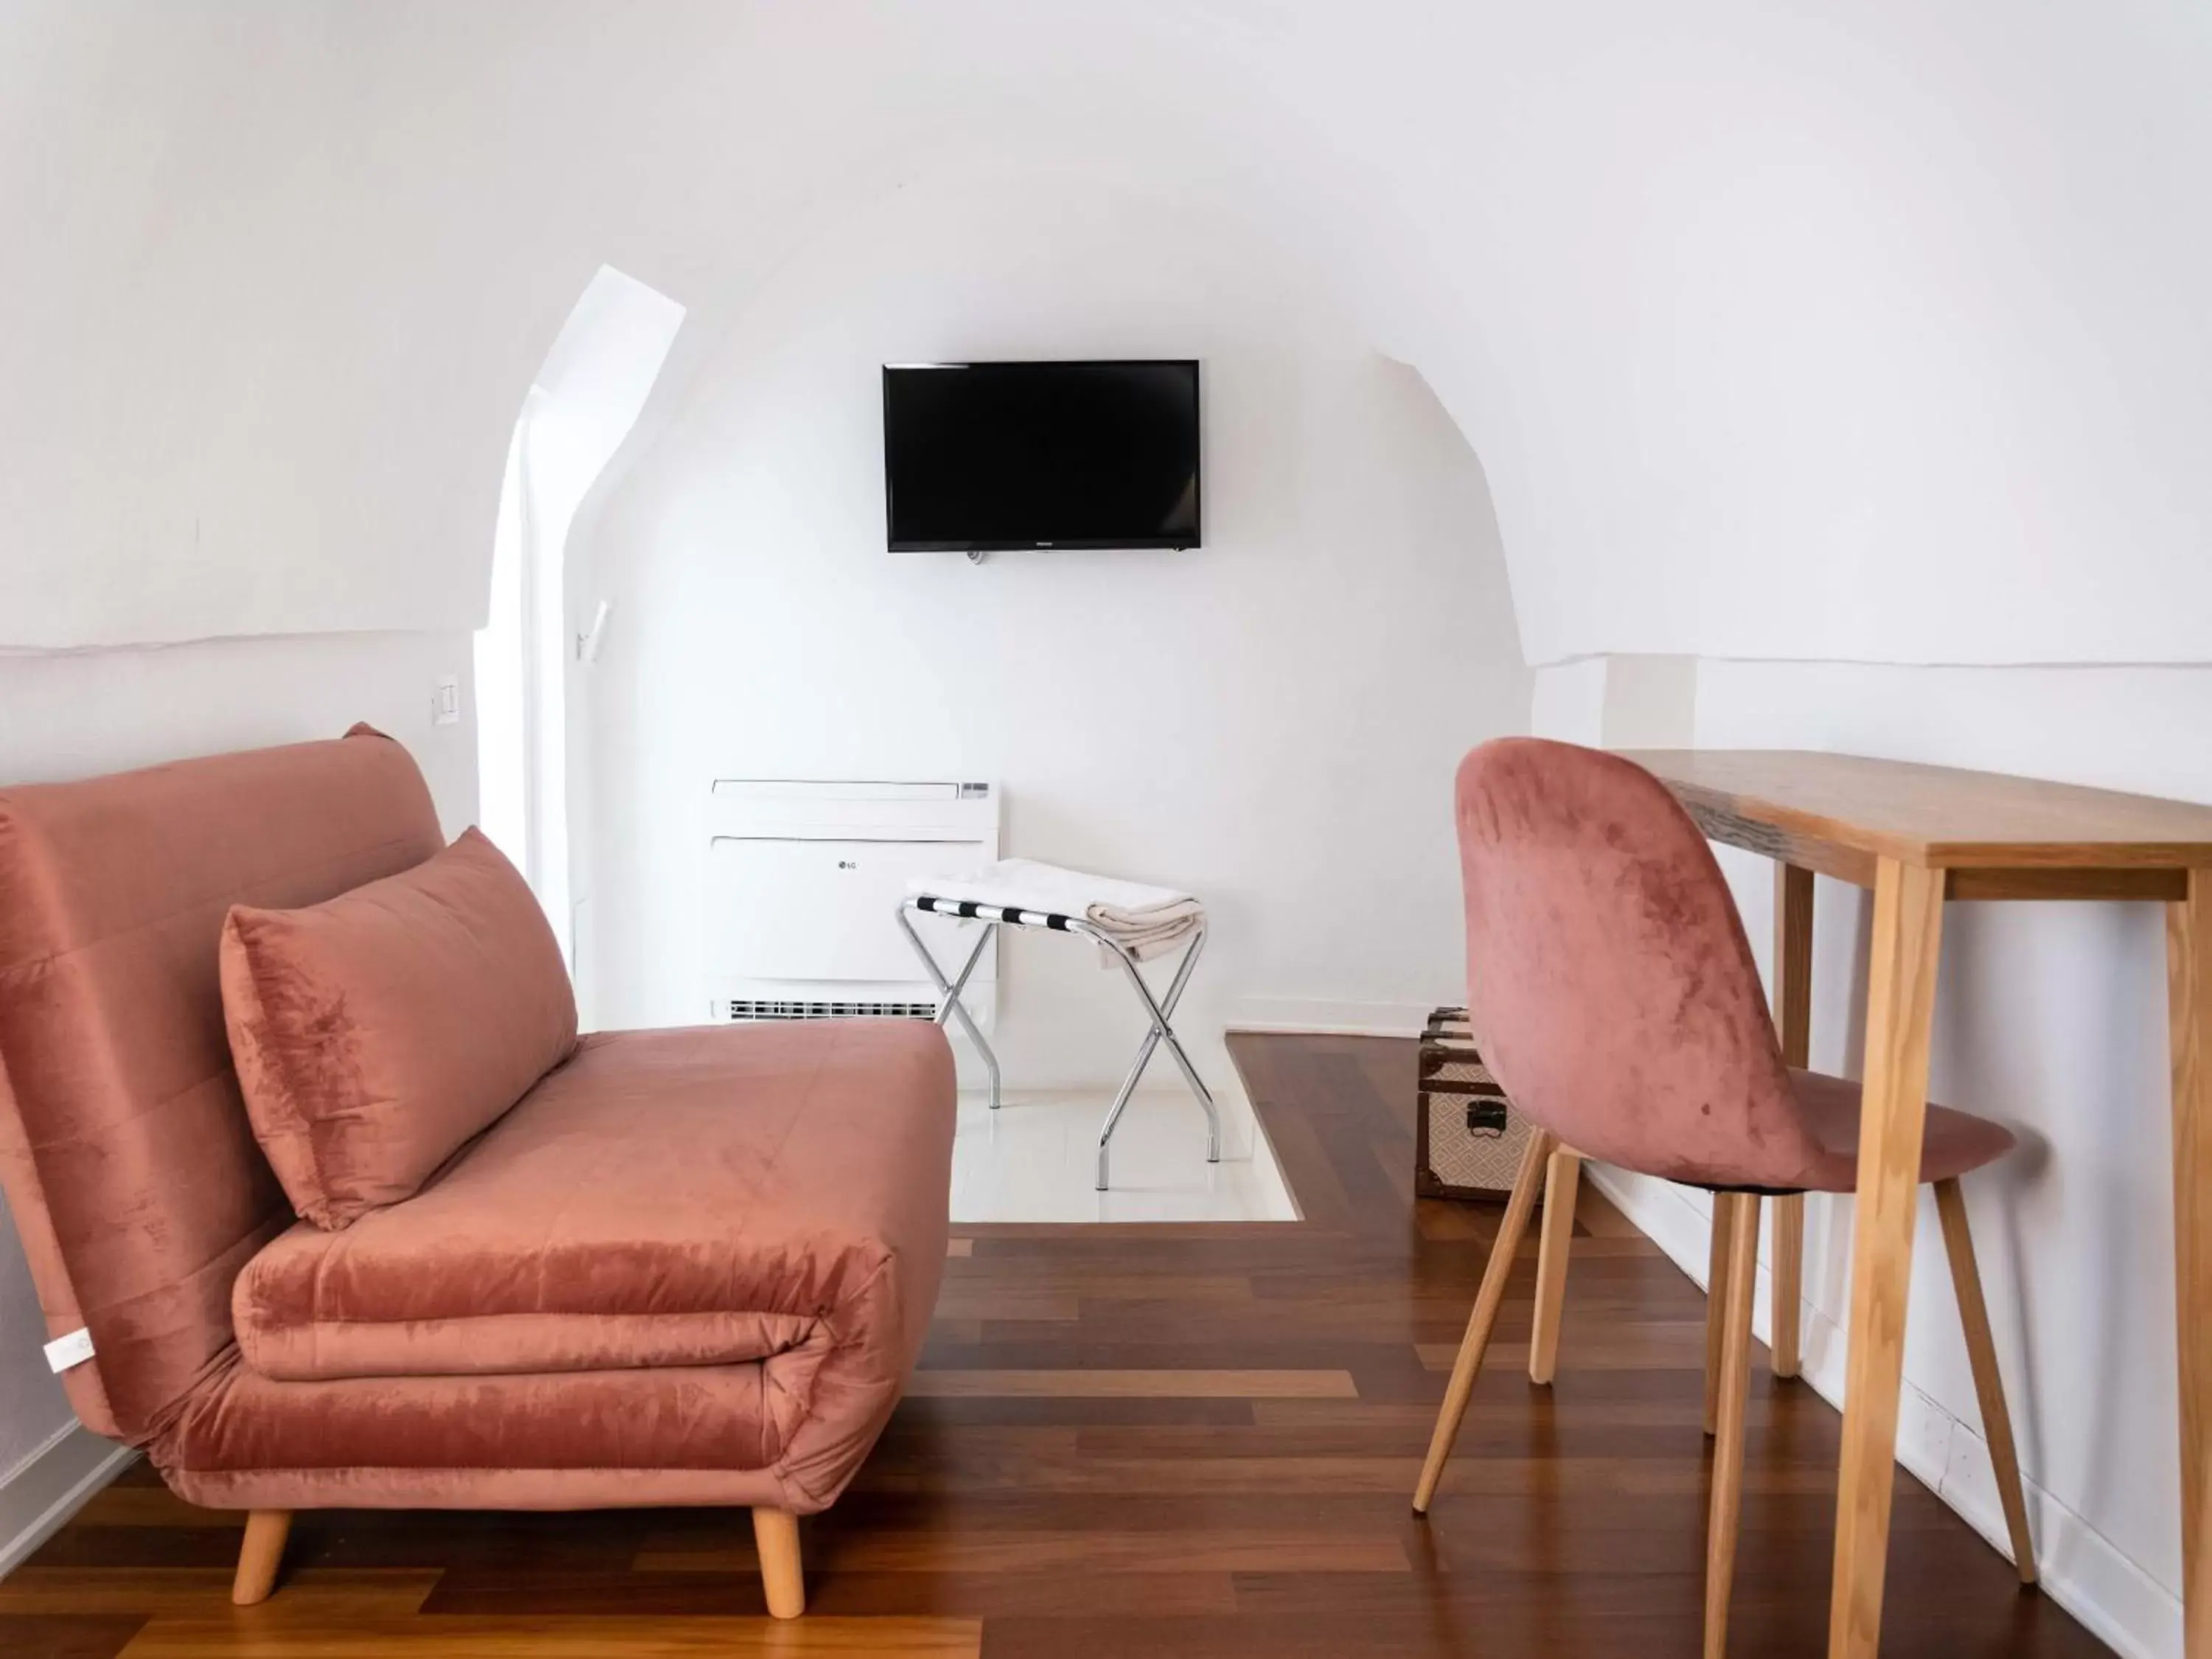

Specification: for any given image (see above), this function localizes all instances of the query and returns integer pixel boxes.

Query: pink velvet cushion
[220,827,577,1230]
[231,1021,956,1385]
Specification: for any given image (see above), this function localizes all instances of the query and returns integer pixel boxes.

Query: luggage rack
[896,894,1220,1190]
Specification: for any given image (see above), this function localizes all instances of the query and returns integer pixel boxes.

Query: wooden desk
[1621,748,2212,1659]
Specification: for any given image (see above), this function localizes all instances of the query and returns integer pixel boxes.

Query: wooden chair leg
[1934,1178,2038,1585]
[1413,1129,1557,1514]
[1705,1193,1761,1659]
[1703,1192,1741,1435]
[1528,1148,1582,1385]
[1770,1192,1804,1378]
[231,1509,292,1606]
[752,1506,806,1618]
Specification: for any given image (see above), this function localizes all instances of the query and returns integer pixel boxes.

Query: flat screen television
[883,360,1200,552]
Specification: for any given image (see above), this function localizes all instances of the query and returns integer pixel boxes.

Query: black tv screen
[883,360,1200,552]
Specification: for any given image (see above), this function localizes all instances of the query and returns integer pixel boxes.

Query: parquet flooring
[2,1033,2110,1656]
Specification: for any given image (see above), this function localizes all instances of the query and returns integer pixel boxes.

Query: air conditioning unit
[704,779,999,1028]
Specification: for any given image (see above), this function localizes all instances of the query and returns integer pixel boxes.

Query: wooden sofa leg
[753,1506,806,1618]
[232,1509,293,1605]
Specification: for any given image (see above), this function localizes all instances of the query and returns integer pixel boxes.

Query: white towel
[910,858,1204,961]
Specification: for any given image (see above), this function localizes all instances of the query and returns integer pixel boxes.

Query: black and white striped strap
[909,894,1077,933]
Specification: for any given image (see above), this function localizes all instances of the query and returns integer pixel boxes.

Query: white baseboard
[0,1421,134,1579]
[1583,1164,2181,1659]
[1224,998,1432,1037]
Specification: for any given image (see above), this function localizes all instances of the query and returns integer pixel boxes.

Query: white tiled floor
[948,1071,1298,1223]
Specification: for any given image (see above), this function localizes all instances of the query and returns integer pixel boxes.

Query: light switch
[434,676,461,726]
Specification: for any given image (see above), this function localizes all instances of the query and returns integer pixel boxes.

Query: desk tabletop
[1618,748,2212,896]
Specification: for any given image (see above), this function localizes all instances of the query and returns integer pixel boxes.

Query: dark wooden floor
[5,1032,2110,1657]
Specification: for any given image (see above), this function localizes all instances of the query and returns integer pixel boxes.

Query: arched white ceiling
[6,0,2207,664]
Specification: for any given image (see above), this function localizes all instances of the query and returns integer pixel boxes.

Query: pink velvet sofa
[0,728,956,1615]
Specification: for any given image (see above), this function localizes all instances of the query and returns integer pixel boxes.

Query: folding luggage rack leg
[1077,919,1219,1190]
[897,901,1001,1110]
[897,897,1221,1190]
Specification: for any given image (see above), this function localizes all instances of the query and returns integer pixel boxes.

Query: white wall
[0,1,607,650]
[13,1,2208,672]
[1528,658,1609,749]
[0,633,476,1509]
[1380,0,2212,669]
[582,173,1531,1085]
[1547,655,2199,1659]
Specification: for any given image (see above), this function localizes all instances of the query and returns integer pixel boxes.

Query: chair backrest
[1455,738,1827,1191]
[0,726,441,1442]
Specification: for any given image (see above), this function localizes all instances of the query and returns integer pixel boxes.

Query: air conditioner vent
[705,776,998,1034]
[725,998,937,1022]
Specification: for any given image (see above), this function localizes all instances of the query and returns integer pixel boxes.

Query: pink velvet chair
[1411,738,2034,1658]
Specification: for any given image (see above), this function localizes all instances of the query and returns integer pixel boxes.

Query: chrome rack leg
[1094,1026,1166,1192]
[896,901,1001,1110]
[1087,923,1219,1190]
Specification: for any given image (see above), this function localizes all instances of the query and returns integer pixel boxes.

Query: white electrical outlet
[434,675,461,726]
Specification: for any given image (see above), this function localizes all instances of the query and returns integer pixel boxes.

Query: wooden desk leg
[2169,870,2212,1659]
[1827,858,1944,1659]
[1773,861,1815,1380]
[1771,1195,1805,1380]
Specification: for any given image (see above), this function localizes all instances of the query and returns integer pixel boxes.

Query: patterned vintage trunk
[1413,1006,1542,1203]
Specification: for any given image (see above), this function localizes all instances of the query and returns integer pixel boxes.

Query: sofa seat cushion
[168,1358,779,1484]
[232,1020,956,1387]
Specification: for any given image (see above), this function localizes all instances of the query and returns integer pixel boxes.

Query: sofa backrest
[0,726,442,1443]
